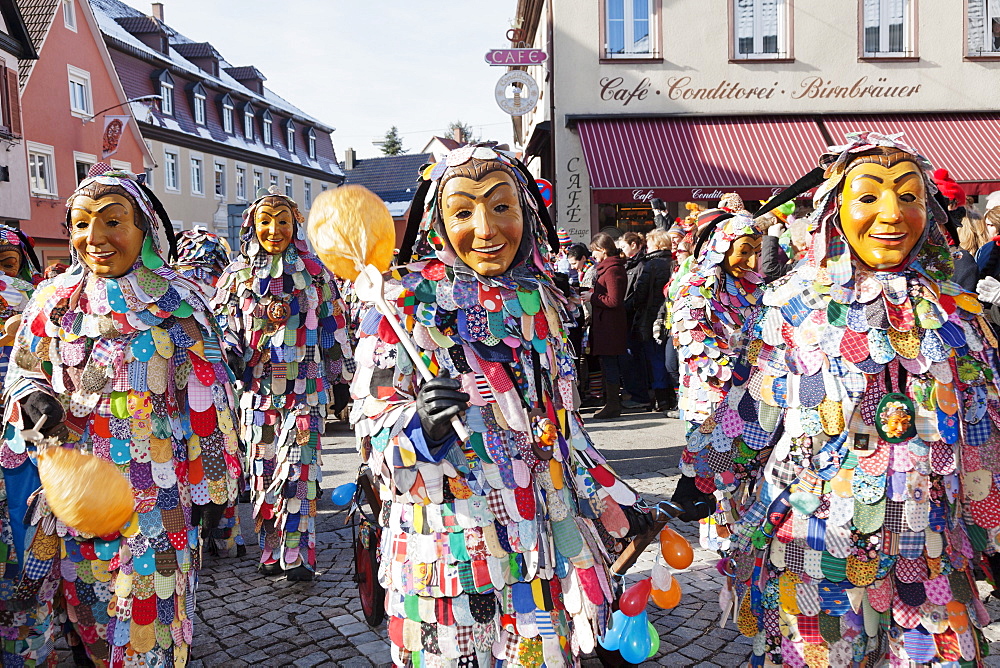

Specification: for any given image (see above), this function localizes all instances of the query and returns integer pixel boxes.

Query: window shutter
[7,68,21,136]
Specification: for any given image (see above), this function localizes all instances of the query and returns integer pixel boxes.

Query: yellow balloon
[38,447,134,537]
[306,184,396,281]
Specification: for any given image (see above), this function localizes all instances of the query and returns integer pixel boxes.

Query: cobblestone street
[180,411,1000,668]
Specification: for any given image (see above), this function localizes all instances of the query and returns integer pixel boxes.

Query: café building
[510,0,1000,239]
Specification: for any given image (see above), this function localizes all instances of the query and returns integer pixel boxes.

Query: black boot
[653,388,670,412]
[286,564,315,581]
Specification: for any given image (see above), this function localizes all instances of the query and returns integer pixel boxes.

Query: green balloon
[648,621,660,657]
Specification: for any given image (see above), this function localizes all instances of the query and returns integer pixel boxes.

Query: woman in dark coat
[588,232,628,418]
[626,228,673,411]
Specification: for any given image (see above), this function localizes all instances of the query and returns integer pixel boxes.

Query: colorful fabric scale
[681,133,1000,667]
[672,212,763,428]
[173,227,232,301]
[1,250,241,667]
[352,257,639,668]
[214,216,352,571]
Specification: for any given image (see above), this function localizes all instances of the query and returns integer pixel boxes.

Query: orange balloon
[651,581,682,609]
[38,446,134,536]
[660,527,694,570]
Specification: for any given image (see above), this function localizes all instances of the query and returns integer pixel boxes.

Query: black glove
[416,369,469,442]
[622,505,654,538]
[19,392,66,437]
[671,475,716,522]
[226,348,245,379]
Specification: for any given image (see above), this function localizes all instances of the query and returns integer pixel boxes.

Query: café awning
[575,116,828,202]
[821,113,1000,195]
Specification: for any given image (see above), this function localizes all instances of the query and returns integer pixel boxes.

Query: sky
[120,0,518,159]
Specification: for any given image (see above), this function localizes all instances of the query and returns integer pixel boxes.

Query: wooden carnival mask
[838,160,927,270]
[721,235,761,279]
[254,198,295,255]
[70,194,144,278]
[0,248,21,278]
[440,169,524,277]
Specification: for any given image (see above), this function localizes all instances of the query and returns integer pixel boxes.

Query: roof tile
[342,153,432,204]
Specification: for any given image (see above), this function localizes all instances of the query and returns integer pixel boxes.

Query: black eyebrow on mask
[447,182,512,200]
[893,171,919,184]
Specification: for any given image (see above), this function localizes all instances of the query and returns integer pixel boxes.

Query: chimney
[151,2,164,21]
[344,147,356,171]
[453,127,463,143]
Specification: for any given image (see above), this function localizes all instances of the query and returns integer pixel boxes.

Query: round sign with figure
[495,71,539,116]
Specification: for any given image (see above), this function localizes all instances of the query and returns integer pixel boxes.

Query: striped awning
[821,114,1000,194]
[576,116,828,202]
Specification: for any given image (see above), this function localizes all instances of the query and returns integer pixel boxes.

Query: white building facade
[513,0,1000,239]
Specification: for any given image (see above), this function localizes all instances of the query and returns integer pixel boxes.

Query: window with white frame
[307,129,317,160]
[269,172,278,189]
[74,151,95,184]
[253,170,263,194]
[222,97,234,134]
[604,0,655,57]
[67,66,92,117]
[160,81,174,115]
[63,0,76,31]
[285,177,293,197]
[164,150,179,190]
[191,157,204,195]
[262,112,272,145]
[733,0,789,58]
[236,166,247,201]
[27,142,56,195]
[243,104,255,141]
[110,160,131,172]
[194,92,206,125]
[214,162,225,197]
[968,0,1000,56]
[862,0,912,57]
[144,166,153,187]
[304,180,312,208]
[286,122,295,151]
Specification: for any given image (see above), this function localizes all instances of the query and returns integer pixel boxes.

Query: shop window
[732,0,791,60]
[861,0,914,58]
[968,0,1000,57]
[602,0,661,59]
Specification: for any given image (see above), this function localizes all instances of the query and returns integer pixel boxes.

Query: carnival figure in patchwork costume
[671,204,763,430]
[350,144,649,667]
[213,187,351,581]
[0,225,42,381]
[173,228,244,558]
[0,164,242,666]
[676,132,1000,667]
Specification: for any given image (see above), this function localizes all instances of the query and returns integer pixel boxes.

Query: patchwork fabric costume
[680,133,1000,666]
[172,227,243,558]
[213,190,351,573]
[672,209,763,429]
[0,166,241,666]
[173,228,232,301]
[351,146,642,667]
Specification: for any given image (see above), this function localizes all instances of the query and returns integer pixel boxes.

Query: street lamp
[81,95,162,124]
